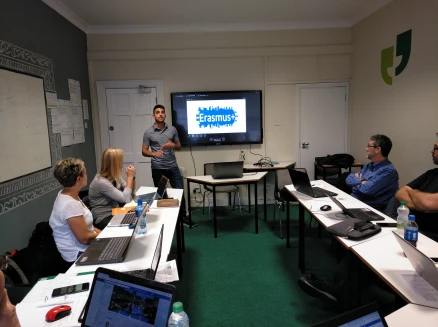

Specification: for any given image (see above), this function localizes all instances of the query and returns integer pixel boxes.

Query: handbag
[326,218,381,240]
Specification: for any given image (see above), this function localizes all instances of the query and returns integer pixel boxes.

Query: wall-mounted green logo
[381,29,412,85]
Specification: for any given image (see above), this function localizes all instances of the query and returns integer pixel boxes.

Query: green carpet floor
[168,204,397,326]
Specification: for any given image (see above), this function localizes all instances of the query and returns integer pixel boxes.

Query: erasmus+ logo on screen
[186,99,247,134]
[196,106,238,128]
[381,29,412,86]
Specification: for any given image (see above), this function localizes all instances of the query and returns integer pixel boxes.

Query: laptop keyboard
[120,212,136,225]
[348,209,382,221]
[98,237,131,261]
[127,268,155,280]
[312,187,337,197]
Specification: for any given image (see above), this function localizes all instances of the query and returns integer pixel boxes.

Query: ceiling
[41,0,394,34]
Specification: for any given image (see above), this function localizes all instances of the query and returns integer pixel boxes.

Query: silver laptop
[393,231,438,290]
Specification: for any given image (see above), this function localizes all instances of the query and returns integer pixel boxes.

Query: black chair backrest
[274,163,296,201]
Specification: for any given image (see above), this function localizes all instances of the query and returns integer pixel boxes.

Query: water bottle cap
[173,301,184,313]
[408,215,415,220]
[400,201,406,206]
[137,198,142,205]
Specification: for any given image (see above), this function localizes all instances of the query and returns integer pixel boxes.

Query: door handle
[302,142,309,149]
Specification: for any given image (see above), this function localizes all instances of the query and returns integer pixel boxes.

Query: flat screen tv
[170,90,263,147]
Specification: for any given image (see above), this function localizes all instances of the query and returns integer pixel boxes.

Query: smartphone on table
[52,282,90,298]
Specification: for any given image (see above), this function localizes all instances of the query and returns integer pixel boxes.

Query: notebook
[136,175,170,204]
[393,231,438,290]
[288,168,338,198]
[327,194,385,221]
[212,161,244,179]
[76,206,147,266]
[126,224,164,280]
[311,302,388,327]
[81,267,176,327]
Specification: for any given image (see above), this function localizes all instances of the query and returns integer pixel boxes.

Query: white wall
[87,28,352,203]
[351,0,438,186]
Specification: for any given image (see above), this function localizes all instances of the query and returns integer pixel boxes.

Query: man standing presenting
[396,141,438,238]
[344,134,399,210]
[142,104,196,228]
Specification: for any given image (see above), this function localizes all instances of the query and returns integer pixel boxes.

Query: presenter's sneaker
[183,217,198,228]
[298,273,338,305]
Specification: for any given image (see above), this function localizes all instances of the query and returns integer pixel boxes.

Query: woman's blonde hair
[53,158,85,187]
[98,148,124,183]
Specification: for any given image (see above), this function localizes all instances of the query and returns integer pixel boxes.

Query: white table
[186,172,268,237]
[67,187,183,275]
[351,232,438,306]
[284,180,396,272]
[243,161,295,171]
[385,304,438,326]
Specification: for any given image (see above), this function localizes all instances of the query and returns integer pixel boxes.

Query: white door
[298,83,348,179]
[105,87,157,188]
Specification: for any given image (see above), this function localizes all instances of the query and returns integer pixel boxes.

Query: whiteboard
[0,69,52,183]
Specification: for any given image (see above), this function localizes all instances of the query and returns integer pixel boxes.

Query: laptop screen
[83,269,174,327]
[312,302,388,327]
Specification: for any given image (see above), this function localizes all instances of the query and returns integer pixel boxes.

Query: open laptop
[393,231,438,290]
[136,175,170,204]
[81,267,176,327]
[288,168,338,198]
[312,302,388,327]
[212,161,244,179]
[126,224,164,280]
[327,194,385,221]
[76,206,147,266]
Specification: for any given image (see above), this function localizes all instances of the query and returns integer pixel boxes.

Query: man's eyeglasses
[366,144,378,148]
[433,146,438,152]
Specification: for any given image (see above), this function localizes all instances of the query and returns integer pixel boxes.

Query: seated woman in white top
[89,148,136,230]
[49,158,101,263]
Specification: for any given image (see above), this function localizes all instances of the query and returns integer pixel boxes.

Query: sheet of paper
[155,260,179,283]
[68,79,81,105]
[57,100,73,124]
[82,99,89,120]
[45,92,58,109]
[396,271,438,308]
[71,103,83,123]
[61,123,74,147]
[50,108,61,133]
[73,122,85,144]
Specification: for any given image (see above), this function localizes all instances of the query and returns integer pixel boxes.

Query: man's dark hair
[370,134,392,157]
[153,104,165,113]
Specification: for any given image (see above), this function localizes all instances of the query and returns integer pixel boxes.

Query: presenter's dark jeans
[152,167,187,217]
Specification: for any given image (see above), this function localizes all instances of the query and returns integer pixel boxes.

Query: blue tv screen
[170,90,263,147]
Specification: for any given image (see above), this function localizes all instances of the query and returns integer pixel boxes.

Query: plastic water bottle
[135,199,147,235]
[135,198,144,217]
[396,201,409,235]
[404,215,419,247]
[168,302,189,327]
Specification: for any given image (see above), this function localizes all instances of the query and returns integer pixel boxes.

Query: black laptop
[289,168,338,198]
[81,267,176,327]
[212,161,244,179]
[136,175,170,204]
[76,205,148,266]
[327,194,385,221]
[126,224,164,280]
[312,302,388,327]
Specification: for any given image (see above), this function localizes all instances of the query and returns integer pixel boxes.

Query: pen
[36,300,74,308]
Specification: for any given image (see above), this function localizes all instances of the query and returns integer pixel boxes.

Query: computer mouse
[320,205,332,211]
[46,305,71,322]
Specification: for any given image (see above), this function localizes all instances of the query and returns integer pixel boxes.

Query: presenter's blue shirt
[345,158,399,210]
[143,123,179,169]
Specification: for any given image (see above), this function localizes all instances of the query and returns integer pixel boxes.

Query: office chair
[203,163,242,218]
[272,165,298,239]
[314,162,342,186]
